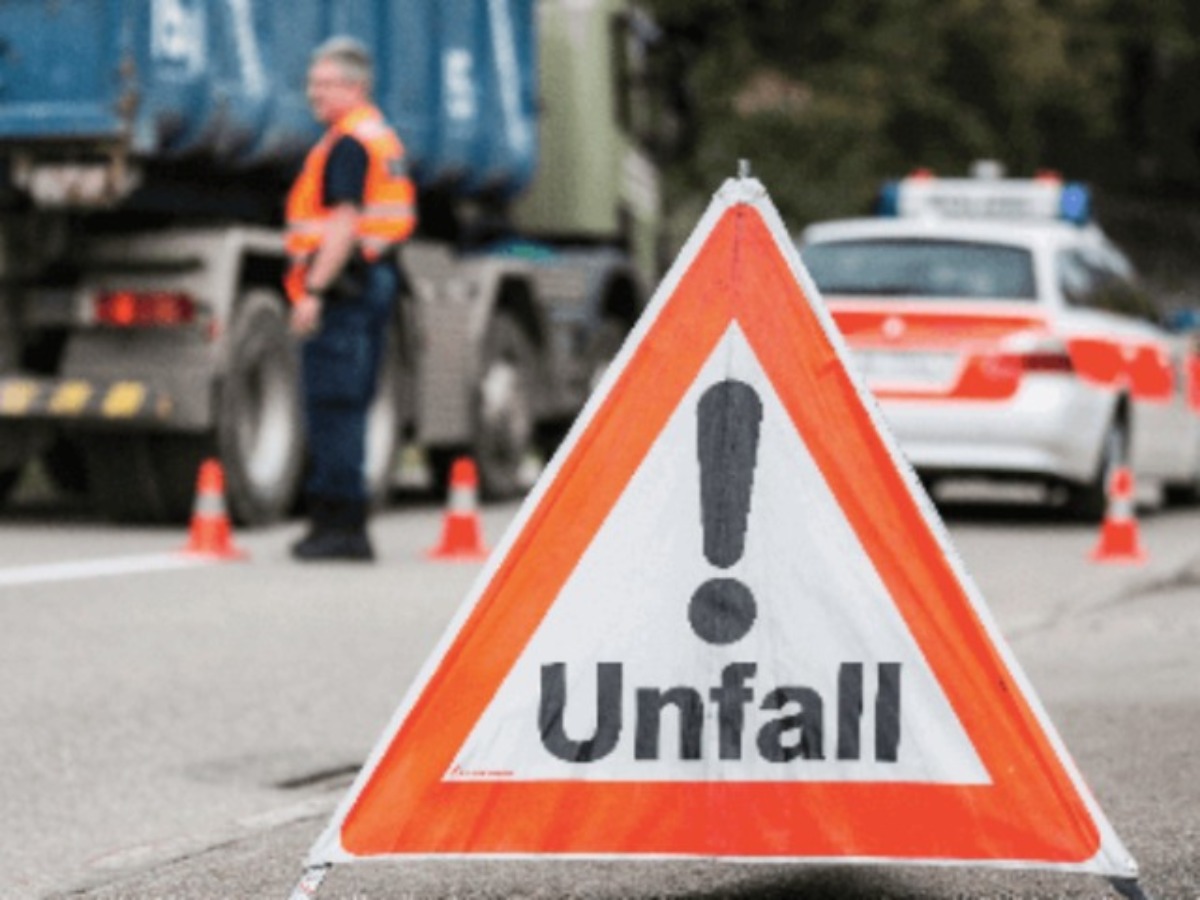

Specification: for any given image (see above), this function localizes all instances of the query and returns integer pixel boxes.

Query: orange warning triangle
[307,179,1135,876]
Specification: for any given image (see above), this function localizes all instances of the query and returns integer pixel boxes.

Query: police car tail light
[93,291,198,328]
[998,334,1075,375]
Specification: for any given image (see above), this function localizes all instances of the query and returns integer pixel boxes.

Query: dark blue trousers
[301,262,397,503]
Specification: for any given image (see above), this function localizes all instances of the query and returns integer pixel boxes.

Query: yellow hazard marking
[103,382,146,418]
[0,380,38,415]
[49,381,93,415]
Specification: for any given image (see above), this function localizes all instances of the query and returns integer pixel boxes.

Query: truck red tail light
[93,291,198,328]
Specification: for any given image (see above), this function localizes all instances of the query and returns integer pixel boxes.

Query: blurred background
[638,0,1200,304]
[2,0,1198,521]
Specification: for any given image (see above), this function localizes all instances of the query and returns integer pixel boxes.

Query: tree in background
[643,0,1199,244]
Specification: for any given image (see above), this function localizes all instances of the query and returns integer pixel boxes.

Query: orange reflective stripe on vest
[284,103,416,301]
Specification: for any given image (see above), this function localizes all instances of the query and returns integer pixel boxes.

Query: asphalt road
[1,485,1198,900]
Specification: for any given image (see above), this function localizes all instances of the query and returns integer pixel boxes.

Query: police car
[799,171,1200,518]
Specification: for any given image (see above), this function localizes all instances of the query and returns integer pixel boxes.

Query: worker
[285,36,416,561]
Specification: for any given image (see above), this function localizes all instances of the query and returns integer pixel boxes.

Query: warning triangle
[307,178,1135,876]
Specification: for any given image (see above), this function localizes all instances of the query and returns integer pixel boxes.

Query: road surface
[0,487,1196,899]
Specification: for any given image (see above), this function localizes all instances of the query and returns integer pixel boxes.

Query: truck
[0,0,670,522]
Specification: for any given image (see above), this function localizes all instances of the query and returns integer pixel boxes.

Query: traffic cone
[182,458,247,560]
[1089,465,1146,564]
[426,456,488,561]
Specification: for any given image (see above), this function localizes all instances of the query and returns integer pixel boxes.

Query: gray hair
[311,36,374,91]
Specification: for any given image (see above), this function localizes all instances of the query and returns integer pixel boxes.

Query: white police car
[799,170,1200,518]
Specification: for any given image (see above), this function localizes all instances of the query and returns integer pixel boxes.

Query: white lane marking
[0,553,212,588]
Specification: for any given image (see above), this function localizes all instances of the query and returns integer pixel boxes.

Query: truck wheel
[426,444,476,501]
[216,289,305,525]
[474,313,536,500]
[84,433,205,522]
[536,315,633,461]
[1066,417,1126,522]
[587,315,632,394]
[43,438,89,495]
[0,467,20,506]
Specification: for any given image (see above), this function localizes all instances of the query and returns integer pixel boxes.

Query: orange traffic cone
[426,456,488,561]
[182,458,247,560]
[1089,465,1146,564]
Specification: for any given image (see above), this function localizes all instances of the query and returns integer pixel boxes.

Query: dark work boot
[290,496,334,559]
[291,498,375,562]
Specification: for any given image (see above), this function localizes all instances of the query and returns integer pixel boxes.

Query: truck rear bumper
[0,375,175,426]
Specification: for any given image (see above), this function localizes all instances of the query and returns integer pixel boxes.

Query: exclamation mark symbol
[689,379,763,646]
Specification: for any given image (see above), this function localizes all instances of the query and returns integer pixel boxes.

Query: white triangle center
[450,324,987,784]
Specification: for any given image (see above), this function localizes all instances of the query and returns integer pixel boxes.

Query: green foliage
[642,0,1200,234]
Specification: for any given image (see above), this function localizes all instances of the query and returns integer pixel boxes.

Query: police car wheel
[1163,449,1200,505]
[1164,478,1200,506]
[217,290,305,525]
[474,312,536,501]
[1066,417,1127,522]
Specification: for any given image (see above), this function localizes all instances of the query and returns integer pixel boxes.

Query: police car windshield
[803,239,1036,301]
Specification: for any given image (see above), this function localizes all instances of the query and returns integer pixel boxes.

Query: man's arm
[290,202,360,334]
[291,203,360,336]
[305,202,360,292]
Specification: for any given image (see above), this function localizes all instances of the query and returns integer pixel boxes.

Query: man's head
[307,37,373,124]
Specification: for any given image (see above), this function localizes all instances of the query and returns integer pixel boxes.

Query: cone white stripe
[1110,497,1133,521]
[192,492,227,516]
[449,484,477,514]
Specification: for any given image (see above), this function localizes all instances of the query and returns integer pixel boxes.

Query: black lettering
[757,686,824,761]
[837,662,863,760]
[635,686,704,760]
[539,662,622,763]
[709,662,757,759]
[875,662,902,762]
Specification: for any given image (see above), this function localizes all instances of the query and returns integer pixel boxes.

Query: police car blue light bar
[878,171,1091,225]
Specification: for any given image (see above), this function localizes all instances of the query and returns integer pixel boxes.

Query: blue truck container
[0,0,537,196]
[0,0,658,524]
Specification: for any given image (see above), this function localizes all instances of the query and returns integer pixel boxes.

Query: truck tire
[586,315,632,394]
[0,467,19,506]
[216,289,305,525]
[536,314,633,461]
[84,433,206,523]
[43,438,89,495]
[474,312,536,500]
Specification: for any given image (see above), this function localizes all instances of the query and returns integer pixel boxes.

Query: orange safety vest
[284,103,416,302]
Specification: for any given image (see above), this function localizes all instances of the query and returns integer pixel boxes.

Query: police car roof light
[1059,182,1091,226]
[876,170,1092,226]
[877,181,901,217]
